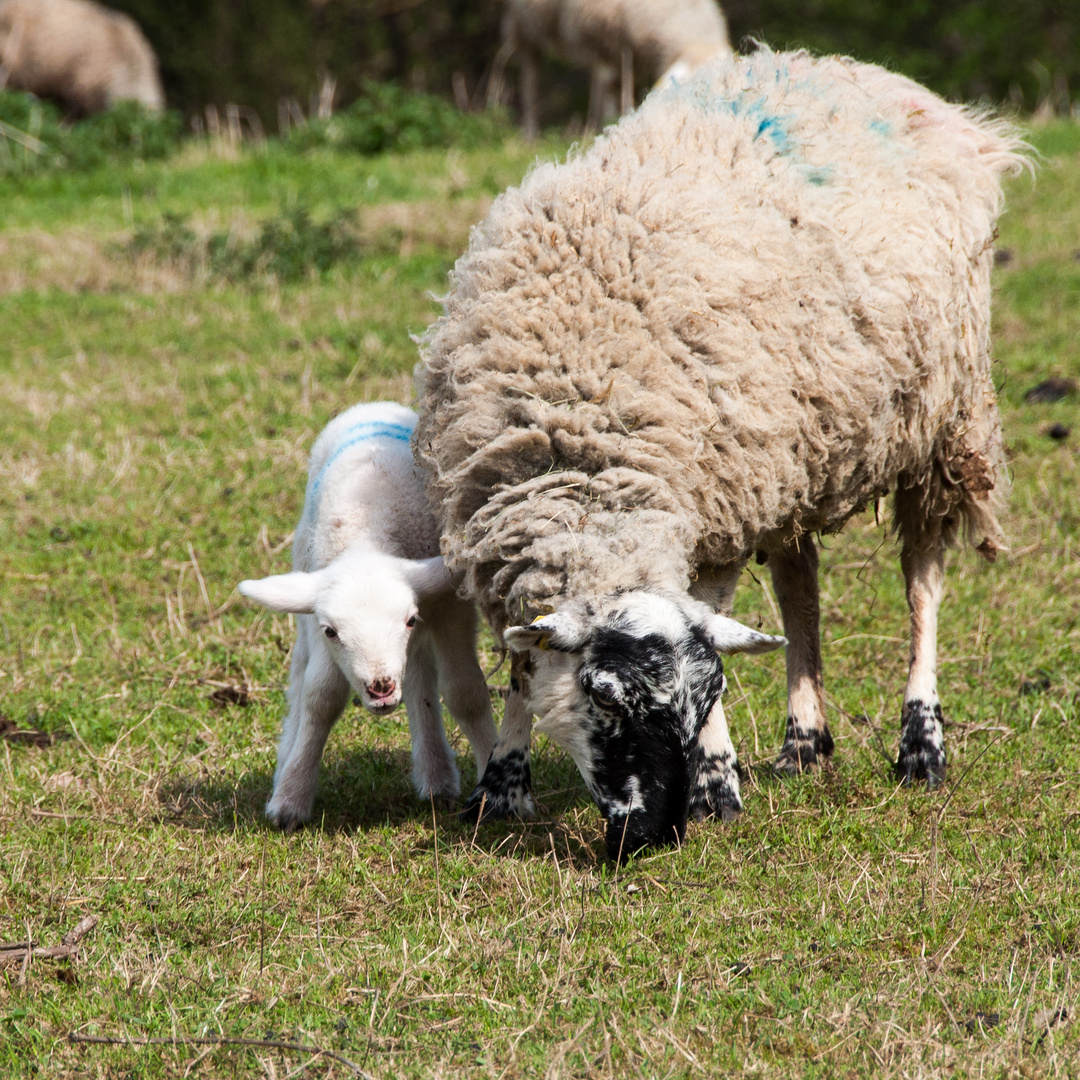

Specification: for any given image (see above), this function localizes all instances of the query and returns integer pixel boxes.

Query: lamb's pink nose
[366,678,397,701]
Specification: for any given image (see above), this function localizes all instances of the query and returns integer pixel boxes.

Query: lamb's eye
[406,616,417,629]
[324,626,338,640]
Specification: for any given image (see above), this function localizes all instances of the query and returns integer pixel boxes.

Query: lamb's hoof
[896,700,947,790]
[459,750,534,823]
[266,806,309,833]
[773,722,834,776]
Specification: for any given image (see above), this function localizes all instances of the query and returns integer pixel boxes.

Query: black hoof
[688,779,742,823]
[773,722,834,776]
[458,750,534,823]
[896,699,947,790]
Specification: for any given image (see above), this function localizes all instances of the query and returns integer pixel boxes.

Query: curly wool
[416,49,1028,634]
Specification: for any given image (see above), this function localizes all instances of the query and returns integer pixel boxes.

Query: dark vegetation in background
[0,94,181,178]
[105,0,1076,130]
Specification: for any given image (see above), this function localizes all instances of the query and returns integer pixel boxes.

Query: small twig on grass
[0,914,98,967]
[68,1032,373,1078]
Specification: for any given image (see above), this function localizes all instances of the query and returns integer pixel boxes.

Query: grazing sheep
[416,49,1027,860]
[0,0,164,116]
[490,0,731,140]
[239,402,497,830]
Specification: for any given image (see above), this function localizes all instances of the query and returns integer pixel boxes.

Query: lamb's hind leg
[460,652,535,822]
[895,498,948,789]
[403,634,461,805]
[770,539,834,774]
[433,601,497,778]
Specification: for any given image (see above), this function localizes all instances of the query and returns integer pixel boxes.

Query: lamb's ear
[238,572,320,615]
[504,611,588,653]
[403,557,453,600]
[702,613,786,655]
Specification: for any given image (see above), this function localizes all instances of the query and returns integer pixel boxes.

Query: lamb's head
[505,592,784,861]
[238,551,450,713]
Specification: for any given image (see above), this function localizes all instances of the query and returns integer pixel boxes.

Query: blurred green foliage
[100,0,1075,127]
[0,92,181,178]
[128,206,366,281]
[284,82,509,155]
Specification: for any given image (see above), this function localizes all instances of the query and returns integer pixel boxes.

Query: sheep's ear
[238,572,320,615]
[404,557,453,600]
[702,613,786,655]
[504,611,587,653]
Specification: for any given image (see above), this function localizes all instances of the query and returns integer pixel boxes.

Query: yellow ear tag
[529,615,552,650]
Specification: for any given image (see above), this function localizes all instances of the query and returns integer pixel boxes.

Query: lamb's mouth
[364,694,400,714]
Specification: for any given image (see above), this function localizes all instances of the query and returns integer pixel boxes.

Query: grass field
[1,119,1078,1079]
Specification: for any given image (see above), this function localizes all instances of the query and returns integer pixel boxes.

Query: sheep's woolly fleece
[415,49,1028,634]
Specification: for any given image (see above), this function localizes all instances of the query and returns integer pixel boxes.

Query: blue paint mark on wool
[305,420,413,518]
[869,118,893,137]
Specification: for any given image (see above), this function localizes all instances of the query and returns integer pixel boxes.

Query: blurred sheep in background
[0,0,164,116]
[489,0,731,139]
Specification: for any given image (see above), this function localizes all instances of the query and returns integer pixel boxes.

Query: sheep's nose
[367,678,396,700]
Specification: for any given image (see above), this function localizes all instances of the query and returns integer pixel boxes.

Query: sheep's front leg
[688,694,742,822]
[460,652,536,822]
[403,634,460,805]
[895,529,947,788]
[689,561,745,821]
[770,540,834,774]
[267,621,350,831]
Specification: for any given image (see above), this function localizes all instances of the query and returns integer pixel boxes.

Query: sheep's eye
[590,687,618,710]
[324,627,338,640]
[406,616,417,629]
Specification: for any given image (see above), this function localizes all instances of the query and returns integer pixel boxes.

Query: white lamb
[417,49,1028,860]
[238,402,497,830]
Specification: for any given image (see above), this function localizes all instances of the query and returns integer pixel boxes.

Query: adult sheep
[416,49,1026,860]
[491,0,731,140]
[0,0,164,116]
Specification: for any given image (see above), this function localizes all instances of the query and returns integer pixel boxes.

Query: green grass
[1,123,1078,1079]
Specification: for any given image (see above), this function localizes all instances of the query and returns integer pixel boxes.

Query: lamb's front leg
[770,539,834,774]
[895,530,947,788]
[460,652,536,822]
[266,625,350,831]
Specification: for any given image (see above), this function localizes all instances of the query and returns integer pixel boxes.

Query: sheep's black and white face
[505,592,784,861]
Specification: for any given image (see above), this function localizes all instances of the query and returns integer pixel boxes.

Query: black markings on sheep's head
[504,592,784,862]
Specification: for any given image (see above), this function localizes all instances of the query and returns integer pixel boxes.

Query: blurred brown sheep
[0,0,164,116]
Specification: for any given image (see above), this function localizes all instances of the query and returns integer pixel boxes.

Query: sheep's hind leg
[770,540,834,774]
[459,652,535,822]
[895,505,947,789]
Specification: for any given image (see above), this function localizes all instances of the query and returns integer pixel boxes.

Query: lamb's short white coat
[239,402,496,830]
